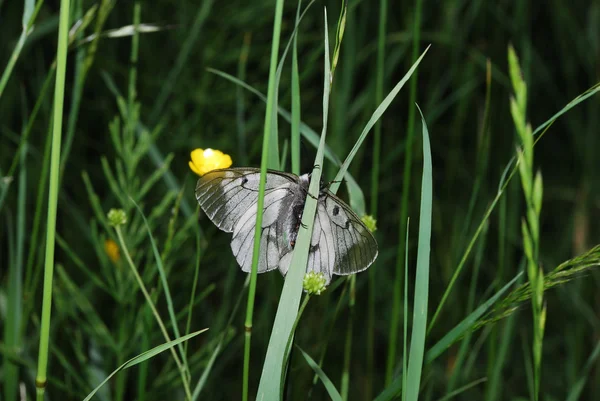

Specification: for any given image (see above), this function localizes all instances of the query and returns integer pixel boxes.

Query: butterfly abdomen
[288,203,305,247]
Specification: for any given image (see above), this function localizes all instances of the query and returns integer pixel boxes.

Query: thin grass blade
[297,346,343,401]
[330,45,431,195]
[82,330,207,401]
[130,198,190,373]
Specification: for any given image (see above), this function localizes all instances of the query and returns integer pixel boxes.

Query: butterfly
[195,168,378,284]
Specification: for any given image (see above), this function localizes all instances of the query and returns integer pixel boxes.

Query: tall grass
[1,1,600,400]
[35,0,71,399]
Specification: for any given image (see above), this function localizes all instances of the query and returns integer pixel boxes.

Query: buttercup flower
[303,271,327,295]
[104,239,120,263]
[361,214,377,233]
[189,148,232,176]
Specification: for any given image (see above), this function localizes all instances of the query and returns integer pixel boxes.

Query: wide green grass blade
[256,9,331,399]
[82,330,207,401]
[405,106,432,401]
[297,346,343,401]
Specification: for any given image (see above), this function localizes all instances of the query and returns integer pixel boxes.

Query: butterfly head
[302,172,329,198]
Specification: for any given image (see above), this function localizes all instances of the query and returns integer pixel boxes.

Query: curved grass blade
[297,346,343,401]
[330,45,431,196]
[82,330,207,401]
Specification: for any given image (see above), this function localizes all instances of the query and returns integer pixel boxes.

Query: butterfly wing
[196,168,301,273]
[319,192,378,279]
[195,168,299,233]
[230,185,298,273]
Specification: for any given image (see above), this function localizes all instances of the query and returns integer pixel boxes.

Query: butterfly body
[195,168,377,284]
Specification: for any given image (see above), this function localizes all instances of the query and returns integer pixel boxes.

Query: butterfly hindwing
[321,192,378,276]
[230,187,295,273]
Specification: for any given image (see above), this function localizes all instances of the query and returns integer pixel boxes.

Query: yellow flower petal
[189,161,201,176]
[189,148,233,176]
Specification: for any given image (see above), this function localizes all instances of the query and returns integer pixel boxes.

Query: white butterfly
[195,168,378,284]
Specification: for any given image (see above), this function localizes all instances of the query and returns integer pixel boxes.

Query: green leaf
[405,105,432,401]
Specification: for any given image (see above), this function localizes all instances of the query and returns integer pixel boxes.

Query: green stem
[35,0,70,398]
[243,0,285,399]
[341,276,356,400]
[115,227,192,400]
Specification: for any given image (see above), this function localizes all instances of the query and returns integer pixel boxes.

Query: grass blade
[405,106,432,401]
[297,346,343,401]
[82,330,207,401]
[35,0,70,398]
[256,8,332,398]
[330,45,431,195]
[244,0,286,398]
[131,198,190,376]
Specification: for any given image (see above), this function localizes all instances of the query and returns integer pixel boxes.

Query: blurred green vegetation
[1,0,599,400]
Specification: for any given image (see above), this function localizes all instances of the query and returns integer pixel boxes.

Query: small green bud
[303,271,327,295]
[361,215,377,233]
[107,208,127,227]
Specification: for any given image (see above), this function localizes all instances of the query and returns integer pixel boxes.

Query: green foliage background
[1,0,599,400]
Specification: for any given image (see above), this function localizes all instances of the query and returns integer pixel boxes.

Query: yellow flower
[189,148,232,176]
[104,239,120,263]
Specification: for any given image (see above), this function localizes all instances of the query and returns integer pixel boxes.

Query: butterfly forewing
[195,168,298,233]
